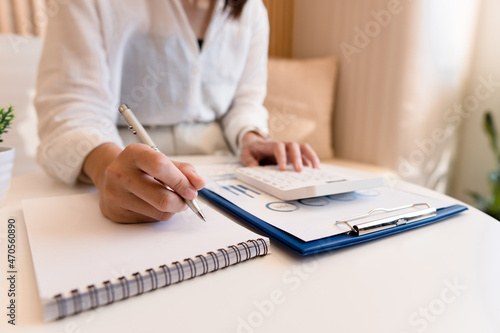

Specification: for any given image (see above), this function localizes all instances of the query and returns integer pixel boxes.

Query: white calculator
[235,165,385,201]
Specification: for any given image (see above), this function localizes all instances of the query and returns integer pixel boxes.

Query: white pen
[118,104,206,222]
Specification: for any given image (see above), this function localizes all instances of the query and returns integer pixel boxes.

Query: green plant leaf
[484,111,500,162]
[469,111,500,218]
[468,190,489,211]
[0,105,15,143]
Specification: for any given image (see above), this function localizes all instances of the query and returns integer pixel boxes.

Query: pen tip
[199,212,206,222]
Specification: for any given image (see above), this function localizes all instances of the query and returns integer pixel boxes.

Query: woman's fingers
[299,143,320,169]
[131,146,199,201]
[172,161,206,190]
[99,188,185,223]
[240,134,322,171]
[97,143,205,223]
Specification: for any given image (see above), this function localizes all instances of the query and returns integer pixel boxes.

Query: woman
[35,0,319,223]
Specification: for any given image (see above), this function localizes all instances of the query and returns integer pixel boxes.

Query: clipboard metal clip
[335,203,437,236]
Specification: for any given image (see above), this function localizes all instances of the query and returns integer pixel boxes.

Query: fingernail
[186,187,198,199]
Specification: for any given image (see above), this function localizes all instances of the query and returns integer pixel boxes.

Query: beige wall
[263,0,294,58]
[293,0,416,166]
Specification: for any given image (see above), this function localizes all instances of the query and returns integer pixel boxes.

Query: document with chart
[198,163,466,244]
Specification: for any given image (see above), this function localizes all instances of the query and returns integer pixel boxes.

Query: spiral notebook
[22,192,269,321]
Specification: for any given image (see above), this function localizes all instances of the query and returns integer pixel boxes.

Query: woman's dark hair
[224,0,248,19]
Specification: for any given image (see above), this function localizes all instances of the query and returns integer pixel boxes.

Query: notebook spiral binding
[45,238,269,321]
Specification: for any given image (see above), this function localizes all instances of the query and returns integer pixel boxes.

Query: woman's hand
[239,131,320,171]
[83,143,205,223]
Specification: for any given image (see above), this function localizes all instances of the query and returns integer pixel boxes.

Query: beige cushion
[264,56,337,159]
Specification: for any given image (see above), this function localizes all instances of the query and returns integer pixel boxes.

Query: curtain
[0,0,46,36]
[293,0,480,192]
[449,0,500,205]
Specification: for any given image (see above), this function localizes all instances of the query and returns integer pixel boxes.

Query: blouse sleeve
[35,0,123,185]
[220,1,270,154]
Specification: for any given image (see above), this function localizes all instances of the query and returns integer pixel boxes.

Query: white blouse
[35,0,269,184]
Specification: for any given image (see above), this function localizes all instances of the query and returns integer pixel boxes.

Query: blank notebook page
[23,192,267,300]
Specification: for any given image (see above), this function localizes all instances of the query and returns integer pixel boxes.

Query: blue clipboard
[200,188,468,256]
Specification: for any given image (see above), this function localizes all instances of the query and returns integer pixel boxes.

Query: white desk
[1,165,500,333]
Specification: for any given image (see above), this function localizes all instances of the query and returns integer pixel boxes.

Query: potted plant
[469,111,500,220]
[0,105,15,204]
